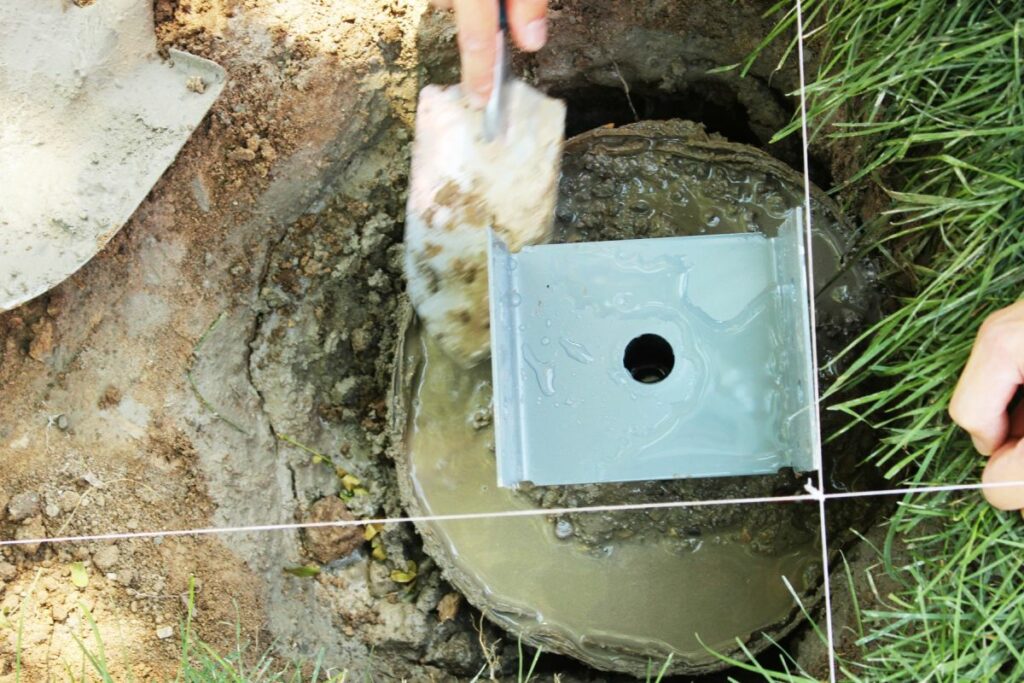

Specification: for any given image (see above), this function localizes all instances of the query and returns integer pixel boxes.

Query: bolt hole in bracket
[624,333,675,384]
[487,212,819,488]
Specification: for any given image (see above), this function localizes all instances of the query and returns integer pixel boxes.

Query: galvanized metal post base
[488,213,818,488]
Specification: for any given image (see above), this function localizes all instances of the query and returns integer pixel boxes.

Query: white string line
[816,494,834,680]
[4,477,1024,548]
[825,480,1018,500]
[792,6,825,497]
[791,0,836,677]
[0,491,816,547]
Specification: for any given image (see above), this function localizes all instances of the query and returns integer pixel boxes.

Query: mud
[0,0,884,680]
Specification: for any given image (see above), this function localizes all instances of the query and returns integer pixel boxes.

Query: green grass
[733,0,1024,680]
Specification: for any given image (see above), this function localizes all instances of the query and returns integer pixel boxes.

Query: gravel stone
[302,496,363,564]
[92,545,120,572]
[7,491,41,521]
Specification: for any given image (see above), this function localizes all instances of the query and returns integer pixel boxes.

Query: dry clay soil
[0,0,874,679]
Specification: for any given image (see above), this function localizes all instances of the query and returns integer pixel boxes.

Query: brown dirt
[0,0,420,677]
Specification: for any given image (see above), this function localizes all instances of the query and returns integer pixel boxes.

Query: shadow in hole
[556,81,762,146]
[553,82,834,191]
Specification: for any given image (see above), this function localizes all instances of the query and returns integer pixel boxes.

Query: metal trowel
[404,7,565,367]
[0,0,225,312]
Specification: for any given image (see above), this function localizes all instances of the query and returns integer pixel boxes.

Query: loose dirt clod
[27,319,54,362]
[93,545,120,572]
[302,497,364,564]
[15,516,46,555]
[7,491,41,521]
[57,490,80,513]
[437,592,461,623]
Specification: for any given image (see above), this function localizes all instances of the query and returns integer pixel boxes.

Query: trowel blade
[404,82,565,367]
[0,0,225,312]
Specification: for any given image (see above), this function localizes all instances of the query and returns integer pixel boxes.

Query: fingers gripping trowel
[405,7,565,367]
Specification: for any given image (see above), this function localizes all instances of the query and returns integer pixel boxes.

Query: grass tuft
[739,0,1024,679]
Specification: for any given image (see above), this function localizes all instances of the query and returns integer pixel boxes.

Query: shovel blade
[405,82,564,367]
[0,0,225,312]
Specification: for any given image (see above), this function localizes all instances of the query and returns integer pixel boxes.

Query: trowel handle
[484,0,512,141]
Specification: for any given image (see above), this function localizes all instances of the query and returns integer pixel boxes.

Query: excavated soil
[0,0,882,680]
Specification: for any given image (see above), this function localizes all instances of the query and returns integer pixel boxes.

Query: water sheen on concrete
[391,120,877,675]
[405,328,819,672]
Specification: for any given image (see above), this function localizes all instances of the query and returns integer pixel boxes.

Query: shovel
[404,5,565,367]
[0,0,225,312]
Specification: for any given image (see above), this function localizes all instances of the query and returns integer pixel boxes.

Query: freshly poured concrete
[403,328,819,672]
[391,120,877,675]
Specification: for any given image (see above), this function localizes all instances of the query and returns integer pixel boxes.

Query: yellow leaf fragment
[389,560,418,584]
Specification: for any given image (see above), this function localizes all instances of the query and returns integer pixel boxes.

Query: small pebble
[81,472,105,489]
[554,518,574,540]
[51,602,70,623]
[58,490,80,513]
[7,492,41,521]
[92,545,119,572]
[156,625,174,639]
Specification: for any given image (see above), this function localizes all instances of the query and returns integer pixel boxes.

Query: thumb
[453,0,499,108]
[981,437,1024,510]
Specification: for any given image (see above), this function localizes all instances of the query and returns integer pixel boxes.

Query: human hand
[949,300,1024,510]
[430,0,548,108]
